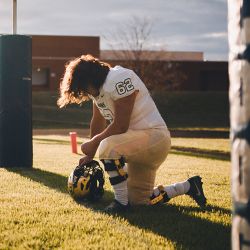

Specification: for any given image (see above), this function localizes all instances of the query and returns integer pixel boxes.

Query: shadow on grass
[6,167,113,207]
[7,167,69,194]
[7,167,231,250]
[33,138,83,147]
[116,204,231,250]
[171,146,230,161]
[33,138,71,145]
[33,138,230,161]
[169,129,229,139]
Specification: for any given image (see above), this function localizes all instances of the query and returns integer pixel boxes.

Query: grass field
[0,132,231,250]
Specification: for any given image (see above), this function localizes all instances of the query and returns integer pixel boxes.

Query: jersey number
[115,78,134,95]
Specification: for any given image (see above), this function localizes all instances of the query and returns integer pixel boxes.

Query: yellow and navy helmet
[68,160,104,201]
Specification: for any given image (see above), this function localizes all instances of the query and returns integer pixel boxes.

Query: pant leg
[96,127,171,205]
[127,163,157,205]
[127,130,171,205]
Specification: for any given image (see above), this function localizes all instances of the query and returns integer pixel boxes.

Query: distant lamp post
[13,0,17,34]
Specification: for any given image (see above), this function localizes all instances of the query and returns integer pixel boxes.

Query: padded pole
[228,0,250,248]
[0,35,32,168]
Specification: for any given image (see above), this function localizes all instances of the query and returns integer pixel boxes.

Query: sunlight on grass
[0,135,231,250]
[171,138,230,153]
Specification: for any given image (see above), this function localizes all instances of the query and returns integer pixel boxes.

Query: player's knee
[101,157,128,185]
[98,137,119,159]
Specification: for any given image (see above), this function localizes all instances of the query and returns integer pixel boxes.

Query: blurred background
[0,0,229,132]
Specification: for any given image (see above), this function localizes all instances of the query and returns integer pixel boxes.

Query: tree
[103,16,185,92]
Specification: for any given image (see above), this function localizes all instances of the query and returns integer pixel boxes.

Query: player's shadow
[109,204,231,250]
[6,167,231,250]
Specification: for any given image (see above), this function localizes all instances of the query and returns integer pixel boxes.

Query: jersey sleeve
[110,69,139,101]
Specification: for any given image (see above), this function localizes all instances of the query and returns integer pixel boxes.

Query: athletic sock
[102,160,128,205]
[112,181,128,205]
[153,180,190,199]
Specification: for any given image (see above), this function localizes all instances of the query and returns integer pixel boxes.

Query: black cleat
[186,176,207,207]
[104,200,130,213]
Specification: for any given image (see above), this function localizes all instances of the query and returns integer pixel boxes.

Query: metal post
[13,0,17,34]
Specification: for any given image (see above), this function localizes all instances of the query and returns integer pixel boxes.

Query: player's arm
[81,91,138,157]
[90,102,107,138]
[96,90,138,137]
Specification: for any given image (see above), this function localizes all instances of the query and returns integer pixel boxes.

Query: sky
[0,0,228,61]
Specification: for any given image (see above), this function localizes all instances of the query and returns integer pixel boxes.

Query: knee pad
[101,157,128,185]
[150,185,170,205]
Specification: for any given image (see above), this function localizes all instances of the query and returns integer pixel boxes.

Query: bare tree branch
[103,16,185,92]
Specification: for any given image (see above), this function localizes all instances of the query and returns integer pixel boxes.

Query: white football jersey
[89,66,167,130]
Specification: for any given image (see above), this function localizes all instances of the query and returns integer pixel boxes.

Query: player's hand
[79,155,93,166]
[81,138,99,158]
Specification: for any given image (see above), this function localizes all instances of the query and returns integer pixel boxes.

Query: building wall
[106,60,229,91]
[179,61,229,91]
[32,35,100,91]
[31,35,228,91]
[100,50,204,61]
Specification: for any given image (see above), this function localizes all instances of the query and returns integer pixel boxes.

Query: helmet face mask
[68,160,105,201]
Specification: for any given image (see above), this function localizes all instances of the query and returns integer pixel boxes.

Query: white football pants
[95,127,171,205]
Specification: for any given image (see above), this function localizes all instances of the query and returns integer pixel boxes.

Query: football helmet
[68,160,105,201]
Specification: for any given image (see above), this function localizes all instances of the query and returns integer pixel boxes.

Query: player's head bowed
[57,54,111,108]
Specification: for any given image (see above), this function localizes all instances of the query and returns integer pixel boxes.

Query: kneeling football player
[58,55,207,212]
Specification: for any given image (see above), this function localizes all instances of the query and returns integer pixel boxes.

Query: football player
[58,54,206,212]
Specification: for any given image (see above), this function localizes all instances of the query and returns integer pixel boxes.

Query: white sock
[105,162,128,205]
[112,181,128,205]
[153,180,190,199]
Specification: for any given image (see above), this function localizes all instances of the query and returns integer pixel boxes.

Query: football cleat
[104,200,130,213]
[68,160,105,201]
[186,175,207,207]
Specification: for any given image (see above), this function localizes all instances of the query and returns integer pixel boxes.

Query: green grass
[32,91,229,129]
[0,134,231,250]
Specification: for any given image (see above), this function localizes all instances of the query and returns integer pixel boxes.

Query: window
[32,67,49,86]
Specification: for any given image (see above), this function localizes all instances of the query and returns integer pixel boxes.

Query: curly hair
[57,54,111,108]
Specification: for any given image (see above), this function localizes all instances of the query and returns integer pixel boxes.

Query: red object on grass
[69,132,77,154]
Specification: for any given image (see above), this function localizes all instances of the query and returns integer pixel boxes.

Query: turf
[0,134,231,250]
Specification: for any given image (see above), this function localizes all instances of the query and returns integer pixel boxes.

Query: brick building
[31,35,229,91]
[32,35,99,90]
